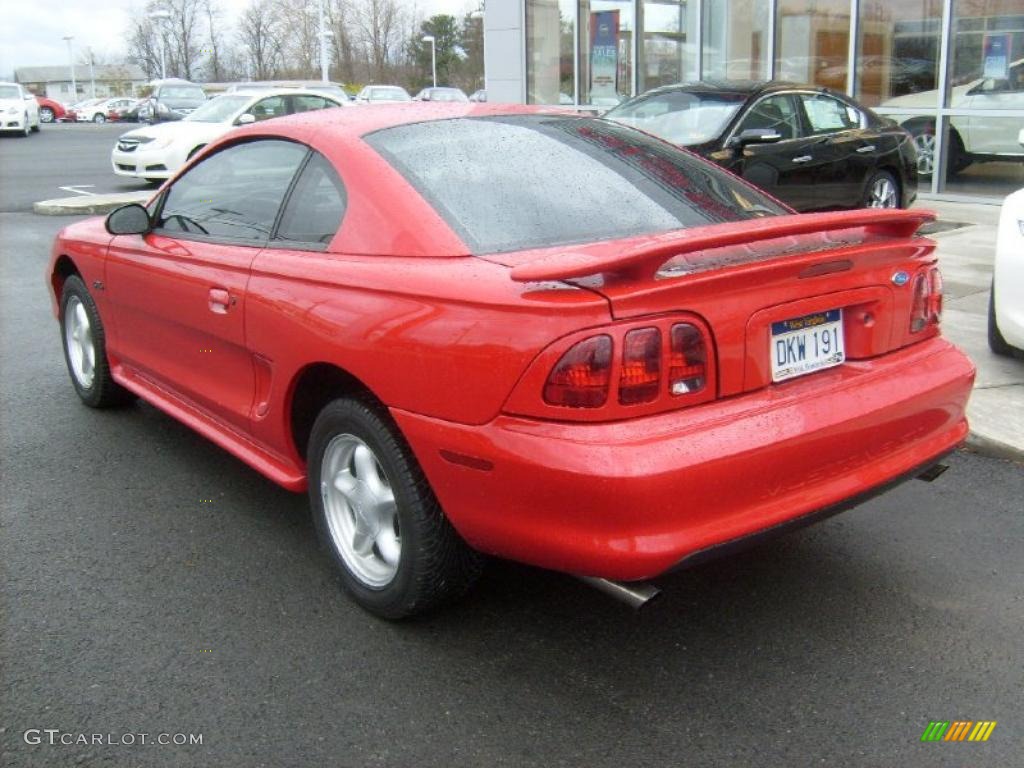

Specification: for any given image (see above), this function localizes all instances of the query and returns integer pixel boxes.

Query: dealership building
[483,0,1024,201]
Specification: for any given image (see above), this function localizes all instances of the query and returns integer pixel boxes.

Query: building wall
[486,0,527,104]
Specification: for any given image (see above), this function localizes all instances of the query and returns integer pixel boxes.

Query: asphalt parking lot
[0,122,150,214]
[2,125,1022,768]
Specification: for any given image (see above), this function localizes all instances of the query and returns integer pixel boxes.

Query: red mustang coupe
[48,104,974,618]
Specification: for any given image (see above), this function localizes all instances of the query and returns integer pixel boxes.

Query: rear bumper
[393,337,974,580]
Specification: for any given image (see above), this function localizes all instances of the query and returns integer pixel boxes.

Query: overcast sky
[0,0,477,78]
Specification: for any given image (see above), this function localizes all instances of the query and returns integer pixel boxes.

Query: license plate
[770,309,845,382]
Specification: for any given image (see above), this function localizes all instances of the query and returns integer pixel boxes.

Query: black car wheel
[908,123,968,178]
[59,275,133,408]
[39,107,55,123]
[93,113,106,123]
[308,397,483,619]
[863,170,900,208]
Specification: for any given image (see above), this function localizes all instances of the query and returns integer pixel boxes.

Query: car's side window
[736,95,801,140]
[798,94,859,135]
[274,152,347,247]
[157,139,308,244]
[250,96,288,121]
[291,95,332,113]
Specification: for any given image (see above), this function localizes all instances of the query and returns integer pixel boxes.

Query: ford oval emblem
[892,271,910,286]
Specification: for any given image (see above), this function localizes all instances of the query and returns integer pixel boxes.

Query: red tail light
[619,328,661,404]
[669,323,707,395]
[911,267,943,333]
[543,335,612,408]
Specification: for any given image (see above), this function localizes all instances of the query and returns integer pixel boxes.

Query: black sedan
[604,81,917,211]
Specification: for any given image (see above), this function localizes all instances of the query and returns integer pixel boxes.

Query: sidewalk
[915,199,1024,462]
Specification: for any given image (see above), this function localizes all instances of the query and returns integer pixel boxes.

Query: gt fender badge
[892,271,910,286]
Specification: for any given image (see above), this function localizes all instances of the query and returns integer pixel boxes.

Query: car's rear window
[364,115,787,254]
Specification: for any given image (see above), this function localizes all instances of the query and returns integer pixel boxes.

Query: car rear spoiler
[510,209,935,283]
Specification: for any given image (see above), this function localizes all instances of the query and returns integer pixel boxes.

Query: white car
[111,89,347,183]
[78,97,137,123]
[0,81,41,136]
[354,85,411,103]
[881,58,1024,176]
[990,184,1024,357]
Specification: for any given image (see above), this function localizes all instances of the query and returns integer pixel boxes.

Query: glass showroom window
[703,0,770,81]
[527,0,576,104]
[855,0,942,108]
[944,0,1024,196]
[638,0,699,93]
[775,0,850,90]
[579,0,636,106]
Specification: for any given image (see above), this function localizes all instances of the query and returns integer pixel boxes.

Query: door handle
[208,288,233,314]
[856,145,877,153]
[792,155,813,163]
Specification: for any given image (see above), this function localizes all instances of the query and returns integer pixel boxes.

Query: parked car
[881,58,1024,177]
[112,89,347,183]
[414,87,469,102]
[51,104,973,618]
[0,81,40,136]
[138,78,207,122]
[469,89,487,102]
[106,98,140,122]
[605,80,918,211]
[78,97,137,123]
[354,85,411,103]
[63,98,102,123]
[35,95,67,123]
[990,181,1024,358]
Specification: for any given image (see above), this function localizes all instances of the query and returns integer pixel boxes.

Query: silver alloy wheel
[94,113,105,123]
[23,115,30,137]
[868,176,898,208]
[912,132,935,176]
[40,107,54,123]
[64,296,96,389]
[320,434,401,588]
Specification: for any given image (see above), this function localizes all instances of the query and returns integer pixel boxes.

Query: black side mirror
[728,128,784,150]
[105,203,152,236]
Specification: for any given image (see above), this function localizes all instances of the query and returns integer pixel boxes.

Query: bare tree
[328,0,356,83]
[237,0,284,80]
[354,0,404,83]
[203,0,225,81]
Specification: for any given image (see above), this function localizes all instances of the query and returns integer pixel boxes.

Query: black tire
[93,113,106,123]
[862,169,901,209]
[59,275,133,408]
[19,116,30,138]
[39,107,55,123]
[308,398,483,619]
[988,280,1022,358]
[907,121,968,178]
[144,178,164,185]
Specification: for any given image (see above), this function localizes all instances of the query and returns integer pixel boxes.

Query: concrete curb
[34,192,151,216]
[965,432,1024,464]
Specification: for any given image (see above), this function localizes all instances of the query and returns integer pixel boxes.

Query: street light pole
[149,10,171,79]
[318,0,328,82]
[62,35,77,100]
[422,35,436,87]
[87,47,96,98]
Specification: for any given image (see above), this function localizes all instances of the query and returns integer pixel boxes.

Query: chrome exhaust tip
[577,576,662,609]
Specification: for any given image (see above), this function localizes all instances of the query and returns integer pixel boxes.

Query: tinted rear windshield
[364,115,787,254]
